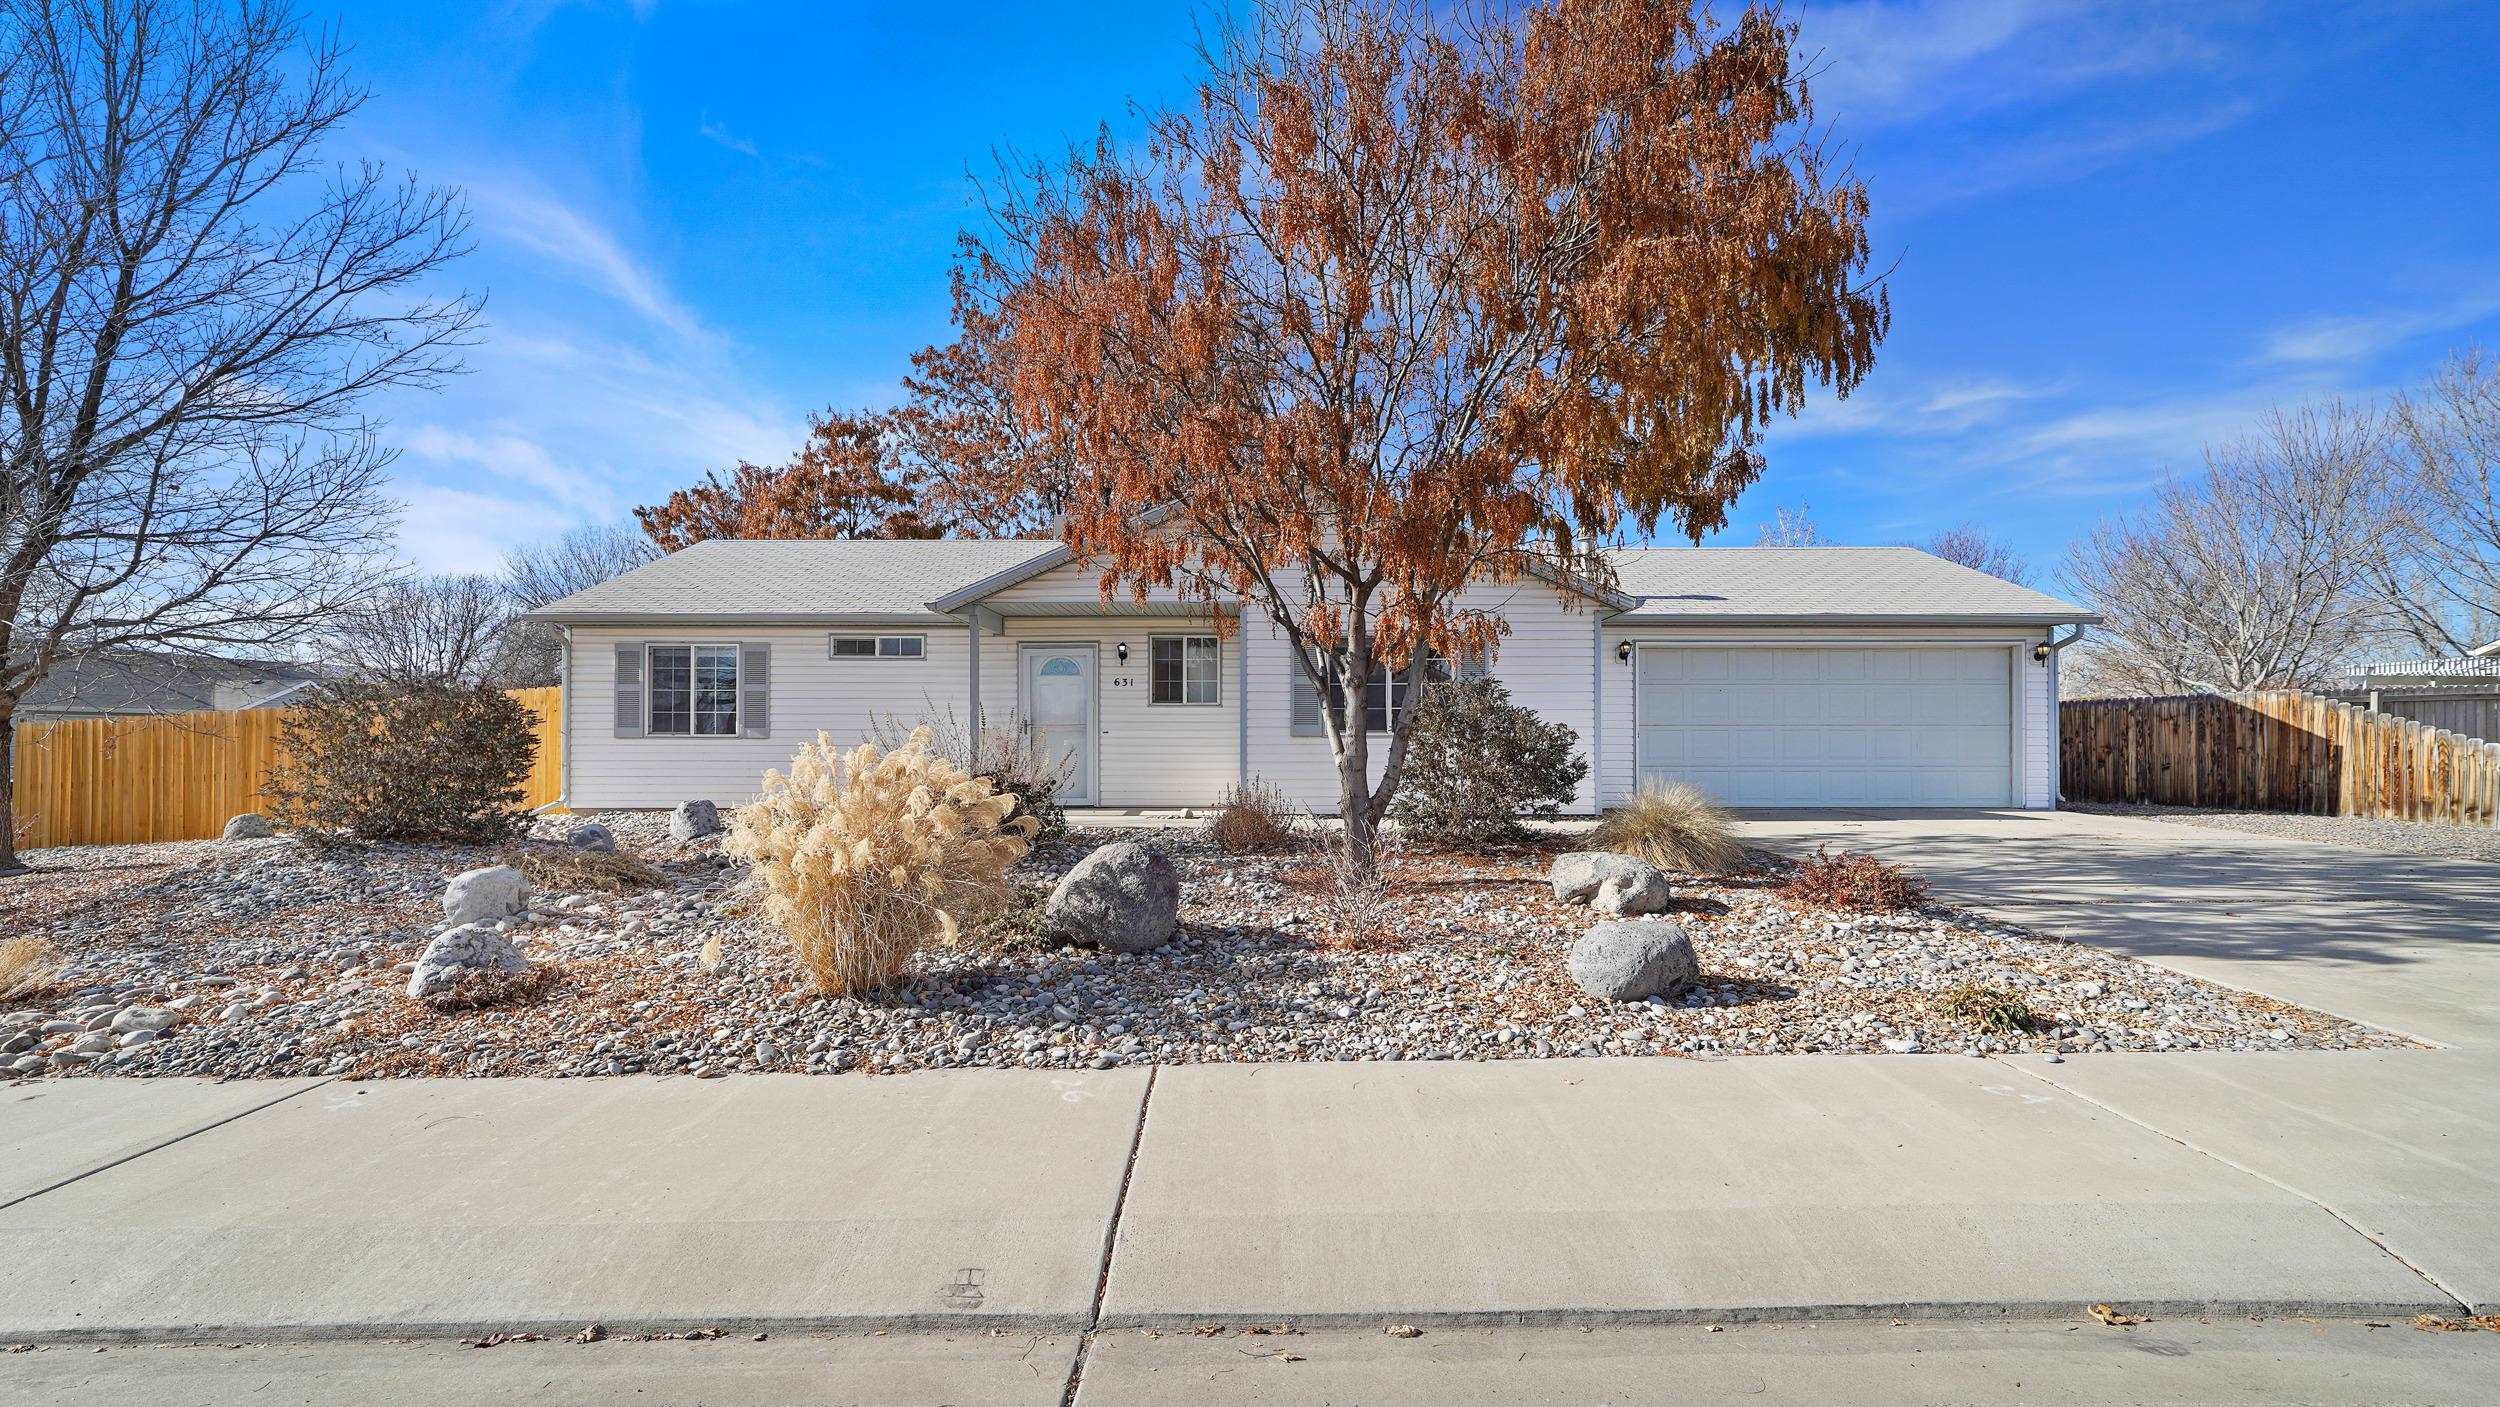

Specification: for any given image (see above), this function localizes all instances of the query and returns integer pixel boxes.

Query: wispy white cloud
[698,112,759,157]
[401,425,619,518]
[1780,372,2060,439]
[394,484,551,576]
[464,180,709,341]
[2257,286,2500,367]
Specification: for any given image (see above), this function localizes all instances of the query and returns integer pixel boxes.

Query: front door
[1021,645,1096,805]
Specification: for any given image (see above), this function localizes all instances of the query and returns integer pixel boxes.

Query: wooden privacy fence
[2060,690,2500,829]
[9,687,563,849]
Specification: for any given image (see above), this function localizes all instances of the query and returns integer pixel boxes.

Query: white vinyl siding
[568,625,970,808]
[1596,626,2059,810]
[976,618,1241,807]
[1246,574,1600,815]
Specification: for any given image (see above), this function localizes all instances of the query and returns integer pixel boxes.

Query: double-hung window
[1150,636,1220,705]
[1335,651,1451,733]
[648,644,739,736]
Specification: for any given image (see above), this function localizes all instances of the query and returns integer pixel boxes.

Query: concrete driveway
[1738,807,2499,1049]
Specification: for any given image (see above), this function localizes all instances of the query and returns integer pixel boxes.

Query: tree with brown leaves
[634,410,944,551]
[943,0,1886,874]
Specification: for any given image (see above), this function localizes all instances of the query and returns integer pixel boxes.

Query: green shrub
[1588,783,1748,875]
[1387,677,1586,847]
[264,681,538,844]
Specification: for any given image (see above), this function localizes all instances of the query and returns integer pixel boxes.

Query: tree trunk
[0,703,22,874]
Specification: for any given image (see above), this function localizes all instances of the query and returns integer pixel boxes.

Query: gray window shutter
[741,642,771,738]
[1289,654,1322,736]
[613,643,644,737]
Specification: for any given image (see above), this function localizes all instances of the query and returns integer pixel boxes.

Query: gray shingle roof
[529,539,2095,625]
[1608,547,2096,623]
[525,539,1061,624]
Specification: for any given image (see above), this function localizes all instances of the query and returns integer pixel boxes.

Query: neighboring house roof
[528,539,2098,626]
[523,538,1061,625]
[1607,547,2099,625]
[17,651,329,719]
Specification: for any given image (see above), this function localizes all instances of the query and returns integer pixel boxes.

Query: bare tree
[2062,402,2392,694]
[2368,348,2500,654]
[1914,523,2028,584]
[0,0,475,870]
[323,574,520,686]
[1754,504,1832,546]
[497,522,656,685]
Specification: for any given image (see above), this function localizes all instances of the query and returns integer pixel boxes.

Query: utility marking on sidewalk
[1059,1063,1159,1407]
[1996,1057,2472,1313]
[0,1078,335,1214]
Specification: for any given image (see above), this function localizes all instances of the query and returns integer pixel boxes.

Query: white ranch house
[527,539,2099,815]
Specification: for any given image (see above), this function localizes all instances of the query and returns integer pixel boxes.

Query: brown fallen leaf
[2415,1315,2470,1333]
[2089,1304,2146,1327]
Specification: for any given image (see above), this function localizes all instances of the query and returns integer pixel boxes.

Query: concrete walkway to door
[1737,806,2499,1048]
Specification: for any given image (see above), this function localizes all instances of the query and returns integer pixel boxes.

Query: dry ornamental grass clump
[1588,783,1749,875]
[728,728,1038,996]
[1778,845,1931,913]
[503,844,669,895]
[0,937,63,1002]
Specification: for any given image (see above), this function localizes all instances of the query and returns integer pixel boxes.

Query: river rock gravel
[1,815,2409,1081]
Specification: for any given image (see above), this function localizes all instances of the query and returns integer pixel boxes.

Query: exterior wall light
[2032,642,2052,663]
[1116,641,1130,663]
[1616,640,1632,664]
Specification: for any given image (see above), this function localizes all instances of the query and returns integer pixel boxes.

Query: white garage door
[1636,645,2012,807]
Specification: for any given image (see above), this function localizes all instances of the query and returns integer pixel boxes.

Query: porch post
[966,615,982,750]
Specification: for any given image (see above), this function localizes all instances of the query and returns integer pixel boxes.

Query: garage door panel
[1635,645,2013,808]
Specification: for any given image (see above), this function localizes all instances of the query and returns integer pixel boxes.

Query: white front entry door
[1021,645,1096,805]
[1636,645,2014,807]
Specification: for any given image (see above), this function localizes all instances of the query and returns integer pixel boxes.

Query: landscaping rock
[1567,920,1699,1003]
[1551,851,1668,906]
[1045,842,1180,953]
[561,822,617,853]
[406,923,532,1002]
[442,865,529,927]
[1591,867,1672,917]
[221,813,274,840]
[109,1007,177,1034]
[670,800,722,841]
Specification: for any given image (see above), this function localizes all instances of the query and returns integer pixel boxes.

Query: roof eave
[1605,610,2105,627]
[517,610,966,628]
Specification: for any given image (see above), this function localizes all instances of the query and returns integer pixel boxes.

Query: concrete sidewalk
[4,1052,2491,1345]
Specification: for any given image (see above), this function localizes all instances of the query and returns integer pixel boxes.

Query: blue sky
[334,0,2500,584]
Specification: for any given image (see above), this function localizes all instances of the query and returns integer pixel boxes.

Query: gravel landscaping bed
[2,816,2409,1081]
[2073,802,2500,863]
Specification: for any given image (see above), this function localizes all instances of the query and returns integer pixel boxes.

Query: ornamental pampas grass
[728,728,1038,996]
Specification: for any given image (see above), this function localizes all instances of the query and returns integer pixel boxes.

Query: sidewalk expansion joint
[0,1077,335,1214]
[1060,1061,1159,1407]
[1996,1057,2471,1313]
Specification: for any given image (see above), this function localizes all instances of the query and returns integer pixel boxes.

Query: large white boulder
[221,813,274,840]
[407,923,533,1002]
[1551,852,1670,908]
[443,865,529,928]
